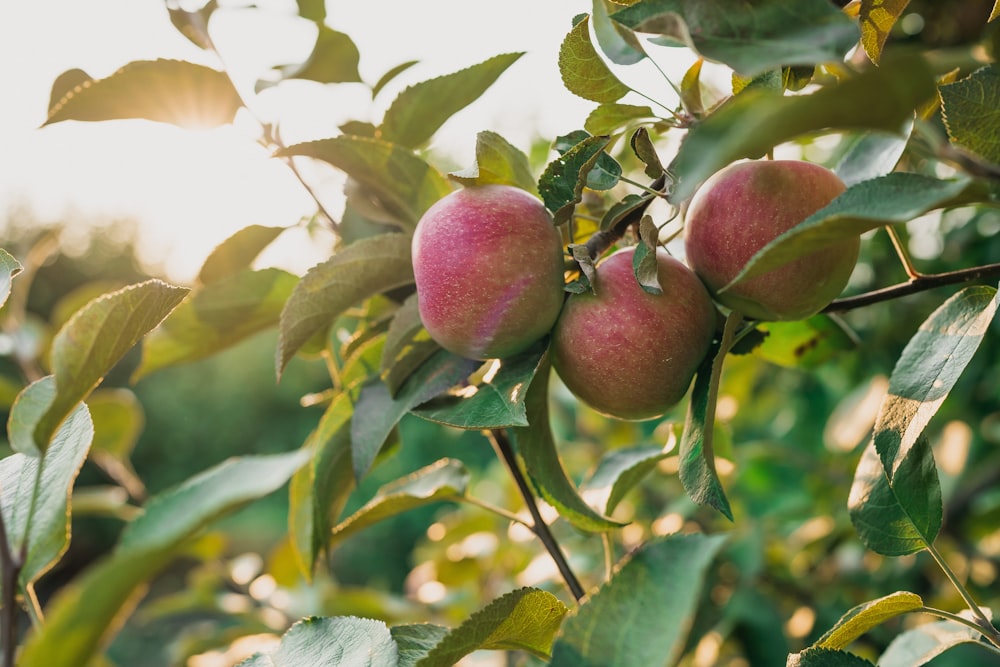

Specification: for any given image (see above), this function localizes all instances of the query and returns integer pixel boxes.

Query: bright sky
[1,1,623,282]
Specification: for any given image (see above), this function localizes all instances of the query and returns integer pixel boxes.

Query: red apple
[684,160,858,321]
[552,247,717,421]
[412,185,566,360]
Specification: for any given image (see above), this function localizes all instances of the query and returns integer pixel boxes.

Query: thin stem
[919,606,1000,642]
[601,533,614,583]
[925,543,1000,647]
[885,225,922,279]
[24,586,43,629]
[617,175,668,197]
[824,261,1000,313]
[486,429,586,601]
[459,495,533,529]
[0,507,20,667]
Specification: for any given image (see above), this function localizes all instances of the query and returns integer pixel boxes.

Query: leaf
[18,448,310,667]
[600,192,653,231]
[592,0,646,65]
[580,445,670,514]
[1,377,93,591]
[48,68,95,111]
[449,130,538,194]
[877,615,989,667]
[834,123,913,187]
[848,436,942,556]
[679,350,733,520]
[539,134,612,225]
[417,588,569,665]
[412,342,546,430]
[295,0,325,20]
[872,285,999,480]
[197,225,287,286]
[992,2,1000,21]
[379,53,524,149]
[559,15,631,103]
[630,127,664,179]
[754,314,858,368]
[0,248,22,309]
[330,459,469,545]
[35,280,188,451]
[939,65,1000,165]
[276,233,415,375]
[631,216,662,294]
[242,616,397,667]
[277,24,362,85]
[166,0,218,50]
[380,293,441,396]
[391,624,449,667]
[787,647,877,666]
[680,58,705,116]
[44,59,243,129]
[553,131,622,191]
[372,60,419,99]
[352,351,479,479]
[277,136,453,229]
[667,54,936,203]
[584,103,656,135]
[724,173,981,289]
[860,0,912,64]
[135,268,297,381]
[87,388,146,500]
[550,533,727,666]
[815,592,924,650]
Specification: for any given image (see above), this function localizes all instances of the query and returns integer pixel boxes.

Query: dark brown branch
[577,175,668,264]
[823,262,1000,313]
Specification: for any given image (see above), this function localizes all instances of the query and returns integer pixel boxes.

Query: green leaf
[592,0,646,65]
[379,53,524,149]
[412,343,546,430]
[786,647,877,666]
[87,388,146,500]
[197,225,287,286]
[554,131,622,191]
[372,60,419,100]
[834,124,913,187]
[18,448,310,667]
[815,591,923,650]
[611,0,859,78]
[600,192,653,231]
[35,280,187,451]
[239,616,397,667]
[559,15,631,103]
[417,588,569,665]
[630,127,664,179]
[351,351,479,480]
[277,24,362,85]
[940,65,1000,165]
[539,134,613,225]
[513,355,623,532]
[277,136,453,229]
[295,0,325,21]
[580,445,670,514]
[724,173,980,289]
[754,314,858,369]
[44,59,243,129]
[848,436,942,556]
[632,215,662,294]
[550,533,727,666]
[872,285,999,480]
[135,268,297,381]
[167,0,217,50]
[878,615,989,667]
[2,377,93,591]
[380,293,441,396]
[679,350,733,520]
[584,103,656,135]
[0,248,23,309]
[859,0,912,64]
[331,459,469,545]
[276,233,414,375]
[668,54,936,203]
[449,130,538,194]
[391,624,449,667]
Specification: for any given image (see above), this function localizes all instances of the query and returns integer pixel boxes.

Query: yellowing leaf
[859,0,911,64]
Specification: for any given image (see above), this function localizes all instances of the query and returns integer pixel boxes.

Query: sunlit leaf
[668,54,936,203]
[197,225,287,286]
[754,314,858,368]
[135,268,296,381]
[0,248,22,309]
[939,65,1000,165]
[380,53,524,148]
[392,624,449,667]
[167,0,217,50]
[380,293,441,396]
[417,588,568,665]
[44,59,243,129]
[992,2,1000,21]
[559,15,631,103]
[239,617,397,667]
[87,388,146,500]
[592,0,646,65]
[612,0,858,77]
[815,592,923,650]
[276,233,414,375]
[276,24,362,85]
[584,103,656,135]
[449,130,538,194]
[580,445,670,514]
[859,0,911,64]
[878,615,990,667]
[539,134,612,225]
[680,58,705,116]
[277,136,453,229]
[834,123,913,187]
[550,533,726,666]
[35,280,187,451]
[372,60,419,99]
[295,0,325,21]
[47,68,94,112]
[786,647,876,666]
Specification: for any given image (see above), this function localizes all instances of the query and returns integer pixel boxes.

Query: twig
[884,225,922,279]
[824,262,1000,313]
[926,543,1000,648]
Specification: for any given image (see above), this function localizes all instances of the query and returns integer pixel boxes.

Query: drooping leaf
[372,60,419,99]
[295,0,325,21]
[550,533,727,666]
[167,0,218,50]
[724,174,982,289]
[276,233,414,375]
[612,0,858,78]
[0,248,23,309]
[2,377,93,591]
[600,192,653,231]
[553,131,622,191]
[330,459,469,545]
[392,624,449,667]
[417,588,569,665]
[632,216,662,294]
[754,314,858,368]
[380,293,441,396]
[44,59,243,129]
[834,123,913,187]
[276,24,362,85]
[815,592,923,650]
[379,53,524,148]
[87,388,146,500]
[197,225,287,286]
[592,0,646,65]
[580,445,670,514]
[668,54,936,203]
[35,280,187,451]
[680,58,705,116]
[135,268,297,381]
[878,615,990,667]
[449,130,538,194]
[19,448,309,667]
[584,103,656,135]
[786,647,877,666]
[939,65,1000,165]
[239,617,397,667]
[539,134,613,224]
[630,127,664,179]
[559,15,631,103]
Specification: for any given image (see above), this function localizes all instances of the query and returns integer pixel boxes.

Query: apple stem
[884,225,923,279]
[824,260,1000,312]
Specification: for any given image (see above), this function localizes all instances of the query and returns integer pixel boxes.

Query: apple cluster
[411,161,857,421]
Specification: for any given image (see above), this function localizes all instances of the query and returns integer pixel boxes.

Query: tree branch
[824,262,1000,313]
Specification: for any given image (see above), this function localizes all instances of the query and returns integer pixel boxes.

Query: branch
[577,175,667,264]
[824,262,1000,313]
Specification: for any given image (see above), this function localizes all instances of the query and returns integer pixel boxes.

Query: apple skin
[412,185,566,360]
[684,160,858,321]
[552,247,717,421]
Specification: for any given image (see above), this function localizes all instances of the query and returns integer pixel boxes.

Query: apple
[411,184,566,360]
[684,160,858,321]
[552,247,717,421]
